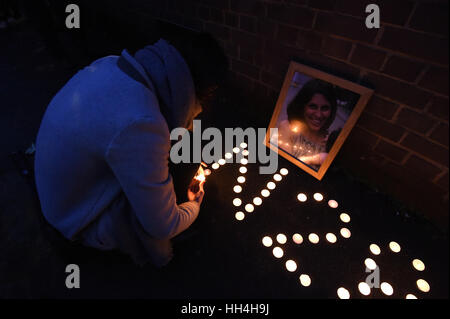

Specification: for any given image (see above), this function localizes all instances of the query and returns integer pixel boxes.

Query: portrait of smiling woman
[266,62,373,179]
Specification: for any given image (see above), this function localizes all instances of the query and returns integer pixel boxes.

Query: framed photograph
[265,61,374,180]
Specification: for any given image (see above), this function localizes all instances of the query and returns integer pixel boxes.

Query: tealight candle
[233,147,240,153]
[328,200,338,208]
[292,233,303,244]
[233,198,242,207]
[273,174,282,181]
[369,244,381,255]
[204,169,211,176]
[261,189,270,197]
[262,236,273,247]
[276,233,287,244]
[212,163,220,169]
[340,213,351,223]
[416,279,430,293]
[308,233,319,244]
[233,185,242,193]
[389,241,401,253]
[218,158,226,165]
[280,168,289,175]
[337,287,350,299]
[313,193,323,201]
[237,176,246,183]
[242,149,249,156]
[412,259,425,271]
[253,197,262,206]
[285,260,297,272]
[225,152,232,159]
[364,258,377,270]
[272,247,284,258]
[406,294,417,299]
[240,158,248,165]
[340,228,351,238]
[358,282,371,296]
[325,233,337,244]
[299,274,311,287]
[235,212,245,221]
[267,182,276,190]
[380,282,393,296]
[240,142,247,148]
[297,193,307,202]
[245,204,254,213]
[239,166,247,174]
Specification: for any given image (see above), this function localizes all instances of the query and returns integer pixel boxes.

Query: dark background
[0,0,448,299]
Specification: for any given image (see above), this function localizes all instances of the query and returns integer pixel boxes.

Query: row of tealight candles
[336,241,430,299]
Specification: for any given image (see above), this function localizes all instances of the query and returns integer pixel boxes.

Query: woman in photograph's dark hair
[276,78,339,170]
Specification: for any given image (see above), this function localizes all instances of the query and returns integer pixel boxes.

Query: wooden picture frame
[264,61,374,180]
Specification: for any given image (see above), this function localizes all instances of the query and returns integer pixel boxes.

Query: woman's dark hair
[287,79,337,132]
[167,32,229,106]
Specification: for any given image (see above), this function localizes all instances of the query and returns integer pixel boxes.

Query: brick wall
[88,0,448,227]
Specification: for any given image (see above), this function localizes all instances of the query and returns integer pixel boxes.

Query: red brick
[260,70,284,90]
[197,5,210,21]
[409,2,449,36]
[315,12,378,43]
[382,56,424,83]
[321,37,352,60]
[204,22,230,41]
[365,73,433,110]
[224,12,238,28]
[230,0,265,15]
[345,126,379,154]
[404,155,442,181]
[239,15,257,33]
[358,112,405,142]
[209,7,224,24]
[335,0,414,26]
[364,95,399,120]
[257,18,277,39]
[375,140,409,162]
[428,96,449,121]
[350,45,386,70]
[267,3,314,29]
[232,29,263,50]
[436,172,449,190]
[223,41,238,59]
[296,30,323,52]
[401,133,449,167]
[308,0,336,11]
[231,58,260,79]
[430,123,449,147]
[285,0,308,6]
[419,67,449,96]
[395,108,437,134]
[276,24,298,45]
[379,27,448,65]
[199,0,230,11]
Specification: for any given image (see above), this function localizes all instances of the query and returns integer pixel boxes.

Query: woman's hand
[187,180,205,205]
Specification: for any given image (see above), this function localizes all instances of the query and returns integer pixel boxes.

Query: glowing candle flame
[245,204,254,213]
[276,233,287,244]
[380,282,393,296]
[253,197,262,206]
[237,176,246,183]
[337,287,350,299]
[240,142,247,148]
[328,200,338,208]
[272,247,284,258]
[308,233,319,244]
[218,158,226,165]
[412,259,425,271]
[406,294,417,299]
[293,233,303,244]
[233,147,240,153]
[235,211,245,221]
[240,158,248,165]
[212,163,220,169]
[233,198,242,207]
[416,279,430,293]
[267,182,276,190]
[242,149,249,156]
[297,193,307,202]
[239,166,247,174]
[358,282,371,296]
[326,233,337,244]
[340,213,351,223]
[261,189,270,197]
[274,174,282,182]
[262,236,273,247]
[204,169,211,176]
[225,152,232,159]
[369,244,381,255]
[340,228,351,238]
[364,258,377,270]
[389,241,401,253]
[280,168,289,175]
[233,185,242,193]
[285,260,297,272]
[313,193,323,201]
[299,274,311,287]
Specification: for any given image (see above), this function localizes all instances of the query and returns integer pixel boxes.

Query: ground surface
[0,21,448,299]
